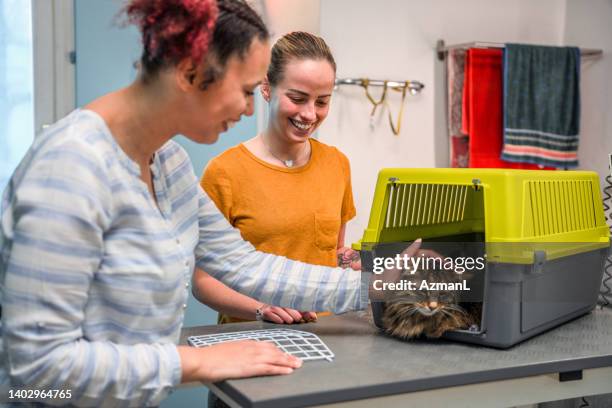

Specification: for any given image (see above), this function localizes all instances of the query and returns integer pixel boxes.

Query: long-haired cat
[381,267,476,339]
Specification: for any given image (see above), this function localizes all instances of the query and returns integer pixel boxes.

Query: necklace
[272,153,295,168]
[261,134,309,168]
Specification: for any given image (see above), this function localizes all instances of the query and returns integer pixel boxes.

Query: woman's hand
[178,341,302,383]
[260,305,318,324]
[369,239,445,300]
[337,247,361,270]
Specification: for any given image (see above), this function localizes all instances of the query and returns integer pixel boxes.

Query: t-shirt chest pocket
[314,214,340,250]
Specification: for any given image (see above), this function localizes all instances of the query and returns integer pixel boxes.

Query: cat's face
[403,267,460,315]
[402,289,458,317]
[381,268,473,339]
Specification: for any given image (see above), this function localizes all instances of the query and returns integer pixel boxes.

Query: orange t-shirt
[201,139,356,322]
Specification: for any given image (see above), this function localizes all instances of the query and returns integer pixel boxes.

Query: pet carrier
[354,168,610,348]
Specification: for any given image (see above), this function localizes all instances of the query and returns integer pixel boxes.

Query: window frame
[32,0,75,134]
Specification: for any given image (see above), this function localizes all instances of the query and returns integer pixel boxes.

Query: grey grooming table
[180,308,612,408]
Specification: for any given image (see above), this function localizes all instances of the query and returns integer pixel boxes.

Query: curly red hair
[125,0,218,74]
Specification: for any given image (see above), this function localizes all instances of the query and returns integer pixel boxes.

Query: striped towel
[501,44,581,168]
[447,49,469,168]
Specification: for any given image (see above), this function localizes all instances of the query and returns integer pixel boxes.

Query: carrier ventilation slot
[384,184,469,228]
[528,180,596,235]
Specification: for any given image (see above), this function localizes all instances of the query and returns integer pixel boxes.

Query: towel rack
[334,77,425,135]
[436,39,603,61]
[335,78,425,95]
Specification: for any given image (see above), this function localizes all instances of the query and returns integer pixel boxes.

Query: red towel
[463,48,548,169]
[447,49,469,168]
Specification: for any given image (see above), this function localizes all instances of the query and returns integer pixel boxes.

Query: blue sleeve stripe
[72,340,97,400]
[171,185,198,213]
[20,345,74,386]
[13,234,102,258]
[6,261,91,285]
[90,294,184,317]
[195,237,253,277]
[270,263,291,306]
[110,182,141,194]
[94,272,185,292]
[313,265,333,311]
[114,206,160,219]
[11,342,68,366]
[101,250,185,269]
[175,213,198,235]
[38,150,109,186]
[335,273,348,311]
[104,228,171,241]
[14,205,102,234]
[3,291,84,320]
[250,255,277,300]
[158,141,181,160]
[197,211,226,226]
[197,227,243,243]
[166,159,193,185]
[83,318,182,340]
[20,178,105,211]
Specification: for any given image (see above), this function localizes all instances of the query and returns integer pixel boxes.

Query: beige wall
[564,0,612,189]
[262,0,320,40]
[318,0,568,243]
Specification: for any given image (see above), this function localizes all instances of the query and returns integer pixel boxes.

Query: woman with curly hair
[0,1,415,406]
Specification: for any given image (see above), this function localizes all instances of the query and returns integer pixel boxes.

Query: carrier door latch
[532,250,546,274]
[472,178,481,191]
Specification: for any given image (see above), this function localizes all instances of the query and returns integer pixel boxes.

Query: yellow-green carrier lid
[353,168,610,263]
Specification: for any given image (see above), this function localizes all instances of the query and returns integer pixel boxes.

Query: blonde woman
[194,32,360,324]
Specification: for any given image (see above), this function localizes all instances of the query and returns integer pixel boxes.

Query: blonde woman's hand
[260,305,318,324]
[299,311,318,322]
[178,341,302,383]
[337,247,361,270]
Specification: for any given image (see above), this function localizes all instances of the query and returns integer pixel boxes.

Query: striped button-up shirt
[0,109,368,406]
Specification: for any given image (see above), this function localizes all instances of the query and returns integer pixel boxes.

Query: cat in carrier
[381,266,480,339]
